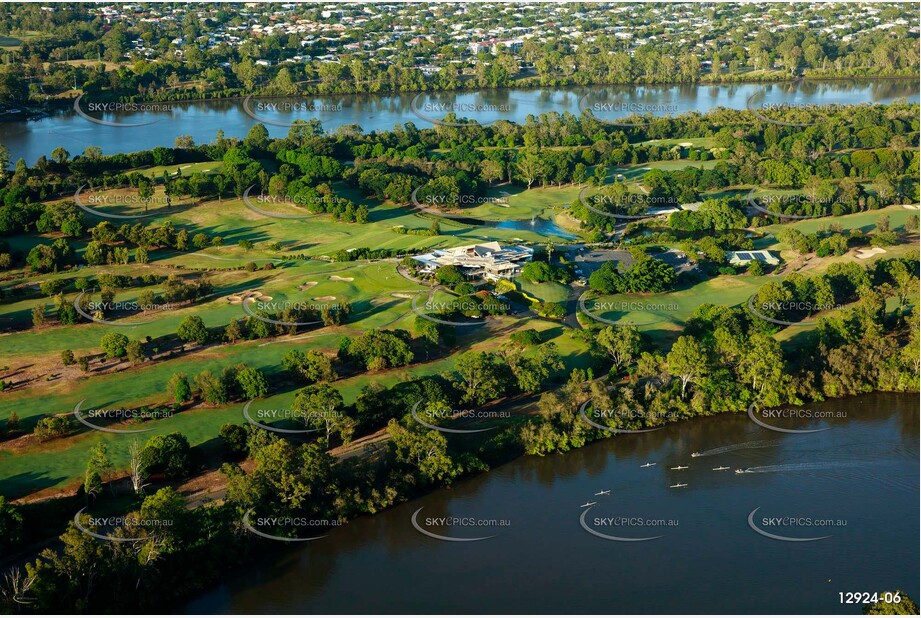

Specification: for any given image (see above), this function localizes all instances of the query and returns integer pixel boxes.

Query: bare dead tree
[128,439,149,495]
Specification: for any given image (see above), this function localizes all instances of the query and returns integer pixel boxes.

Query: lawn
[516,278,571,303]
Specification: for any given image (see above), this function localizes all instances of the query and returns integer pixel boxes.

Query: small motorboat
[691,452,702,457]
[712,466,730,471]
[580,501,597,508]
[735,468,750,474]
[670,483,688,488]
[670,465,689,470]
[594,490,611,496]
[641,462,656,468]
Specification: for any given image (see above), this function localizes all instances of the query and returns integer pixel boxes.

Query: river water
[1,79,917,165]
[185,392,918,614]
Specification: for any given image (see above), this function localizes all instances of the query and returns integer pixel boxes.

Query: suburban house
[412,242,534,280]
[727,249,780,266]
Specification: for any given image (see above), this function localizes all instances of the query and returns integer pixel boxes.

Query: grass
[141,161,223,179]
[760,204,917,240]
[583,275,770,345]
[0,306,589,499]
[516,279,571,303]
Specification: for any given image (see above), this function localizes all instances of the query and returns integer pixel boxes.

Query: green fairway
[760,204,918,241]
[0,308,587,499]
[582,275,771,344]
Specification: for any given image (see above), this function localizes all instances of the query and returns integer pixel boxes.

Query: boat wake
[741,461,858,474]
[691,439,781,458]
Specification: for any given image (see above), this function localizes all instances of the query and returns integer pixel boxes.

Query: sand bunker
[314,295,336,301]
[855,247,886,260]
[298,281,318,291]
[678,142,693,147]
[227,290,268,303]
[392,293,415,299]
[329,275,354,282]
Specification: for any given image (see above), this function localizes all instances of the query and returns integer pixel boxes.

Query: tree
[141,432,191,479]
[508,342,563,393]
[128,438,149,494]
[87,441,113,483]
[293,383,353,443]
[434,265,464,286]
[455,351,510,405]
[666,335,708,399]
[387,418,462,485]
[516,153,544,188]
[32,304,46,327]
[0,496,23,551]
[5,411,20,434]
[219,424,248,456]
[99,332,130,359]
[521,260,553,283]
[126,340,145,364]
[235,366,269,399]
[596,325,641,374]
[194,370,228,405]
[864,592,918,615]
[176,315,208,344]
[282,349,336,384]
[167,373,192,404]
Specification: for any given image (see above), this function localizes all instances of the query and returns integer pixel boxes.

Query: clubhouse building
[727,249,780,266]
[412,242,534,280]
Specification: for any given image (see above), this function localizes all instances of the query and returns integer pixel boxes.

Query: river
[185,392,918,614]
[1,79,918,165]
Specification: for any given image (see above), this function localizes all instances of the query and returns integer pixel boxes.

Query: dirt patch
[329,275,354,282]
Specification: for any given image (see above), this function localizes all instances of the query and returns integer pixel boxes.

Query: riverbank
[181,390,919,614]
